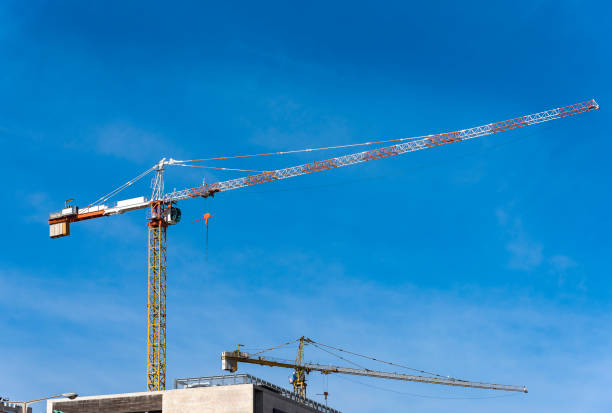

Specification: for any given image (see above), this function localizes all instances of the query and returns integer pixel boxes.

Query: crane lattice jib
[221,351,528,393]
[164,99,598,202]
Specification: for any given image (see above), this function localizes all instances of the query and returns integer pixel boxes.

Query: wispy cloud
[507,238,543,271]
[95,122,172,163]
[496,207,577,276]
[548,254,580,288]
[549,254,577,273]
[497,208,544,271]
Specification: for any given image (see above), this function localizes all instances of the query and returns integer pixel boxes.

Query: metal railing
[174,374,340,413]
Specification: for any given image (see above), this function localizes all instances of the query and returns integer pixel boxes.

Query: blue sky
[0,1,610,411]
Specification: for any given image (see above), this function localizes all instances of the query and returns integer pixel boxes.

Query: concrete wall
[51,395,161,413]
[46,392,164,413]
[258,388,324,413]
[46,383,335,413]
[163,384,253,413]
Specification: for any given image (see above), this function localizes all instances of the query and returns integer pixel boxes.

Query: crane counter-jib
[48,196,152,238]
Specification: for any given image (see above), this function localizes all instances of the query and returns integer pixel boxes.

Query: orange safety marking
[363,146,399,161]
[303,159,338,173]
[48,209,106,224]
[192,212,212,225]
[490,116,527,133]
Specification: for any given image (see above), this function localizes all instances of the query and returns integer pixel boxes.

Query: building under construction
[46,374,339,413]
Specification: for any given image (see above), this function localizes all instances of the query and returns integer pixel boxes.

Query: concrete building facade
[47,374,340,413]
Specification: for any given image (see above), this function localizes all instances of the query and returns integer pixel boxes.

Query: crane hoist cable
[250,337,303,356]
[308,339,451,379]
[308,341,369,370]
[83,125,494,208]
[334,374,521,400]
[176,164,271,173]
[192,212,212,260]
[242,126,553,196]
[83,138,418,208]
[176,135,430,163]
[173,97,599,164]
[86,165,157,208]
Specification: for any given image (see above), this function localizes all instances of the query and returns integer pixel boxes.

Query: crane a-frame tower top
[48,99,599,392]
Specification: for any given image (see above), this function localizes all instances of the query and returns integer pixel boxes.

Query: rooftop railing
[174,373,340,413]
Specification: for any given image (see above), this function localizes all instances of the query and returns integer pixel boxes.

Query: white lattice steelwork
[163,99,599,202]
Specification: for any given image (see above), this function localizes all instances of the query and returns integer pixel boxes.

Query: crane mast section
[164,99,598,202]
[221,352,528,393]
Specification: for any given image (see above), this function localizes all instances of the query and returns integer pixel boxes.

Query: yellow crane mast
[147,200,168,391]
[293,337,307,397]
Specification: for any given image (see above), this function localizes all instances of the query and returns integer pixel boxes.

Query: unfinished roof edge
[175,373,341,413]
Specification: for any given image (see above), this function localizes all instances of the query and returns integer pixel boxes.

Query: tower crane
[221,337,528,398]
[47,99,599,392]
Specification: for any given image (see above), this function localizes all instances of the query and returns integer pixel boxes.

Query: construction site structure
[221,337,527,399]
[47,99,599,391]
[48,374,339,413]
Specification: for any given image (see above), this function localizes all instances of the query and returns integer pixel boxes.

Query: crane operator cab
[164,205,182,225]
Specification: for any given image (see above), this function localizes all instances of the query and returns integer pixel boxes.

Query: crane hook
[193,212,211,226]
[193,213,212,260]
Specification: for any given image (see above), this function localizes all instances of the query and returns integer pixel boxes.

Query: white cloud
[497,207,577,275]
[549,254,577,273]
